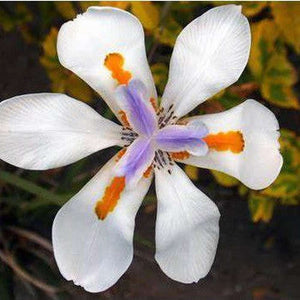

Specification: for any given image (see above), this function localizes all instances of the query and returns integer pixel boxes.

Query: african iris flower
[0,5,282,292]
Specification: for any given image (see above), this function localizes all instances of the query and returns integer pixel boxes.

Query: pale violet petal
[115,79,157,136]
[0,93,122,170]
[155,123,208,156]
[115,137,155,188]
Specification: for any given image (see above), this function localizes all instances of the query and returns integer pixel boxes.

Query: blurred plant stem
[0,249,60,295]
[0,170,67,206]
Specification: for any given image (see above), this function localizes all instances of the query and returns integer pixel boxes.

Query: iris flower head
[0,5,283,293]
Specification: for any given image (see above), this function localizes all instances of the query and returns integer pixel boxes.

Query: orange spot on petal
[104,53,132,85]
[95,176,126,220]
[170,151,190,160]
[118,110,131,127]
[150,97,157,112]
[143,165,152,178]
[203,131,244,153]
[115,148,127,162]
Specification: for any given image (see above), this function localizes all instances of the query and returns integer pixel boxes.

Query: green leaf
[154,16,182,47]
[0,171,67,206]
[131,2,160,31]
[248,193,276,223]
[151,63,168,95]
[210,170,239,187]
[271,2,300,54]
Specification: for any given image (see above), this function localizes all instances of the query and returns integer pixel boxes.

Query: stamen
[95,176,126,220]
[203,131,244,153]
[104,53,131,85]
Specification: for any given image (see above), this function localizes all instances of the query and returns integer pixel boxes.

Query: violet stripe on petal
[115,79,157,136]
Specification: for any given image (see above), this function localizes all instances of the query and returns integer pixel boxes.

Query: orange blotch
[150,97,157,112]
[143,165,152,178]
[203,131,244,153]
[115,148,127,162]
[118,110,131,127]
[104,53,131,85]
[95,176,126,220]
[170,151,190,160]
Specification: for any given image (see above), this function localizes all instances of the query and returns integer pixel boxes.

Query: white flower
[0,5,282,293]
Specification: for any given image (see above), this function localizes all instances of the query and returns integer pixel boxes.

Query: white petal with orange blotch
[182,100,283,190]
[52,155,152,293]
[160,5,250,119]
[57,7,157,120]
[155,164,220,283]
[0,93,122,170]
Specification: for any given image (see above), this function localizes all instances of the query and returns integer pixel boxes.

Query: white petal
[52,155,152,292]
[161,5,250,118]
[183,100,283,190]
[155,163,220,283]
[57,7,157,119]
[0,93,122,170]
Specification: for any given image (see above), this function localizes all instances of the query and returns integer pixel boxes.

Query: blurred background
[0,1,299,299]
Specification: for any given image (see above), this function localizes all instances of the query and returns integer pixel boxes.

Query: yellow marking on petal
[115,148,127,162]
[170,151,190,160]
[118,110,131,127]
[143,165,152,178]
[104,53,131,85]
[203,131,244,153]
[95,176,126,220]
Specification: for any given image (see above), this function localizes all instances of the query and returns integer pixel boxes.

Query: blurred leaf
[261,130,300,200]
[0,3,34,43]
[249,19,299,109]
[184,165,199,181]
[271,2,300,54]
[40,27,94,103]
[261,174,299,200]
[248,193,275,223]
[54,2,76,19]
[261,50,299,109]
[249,20,279,80]
[100,1,130,10]
[79,1,99,11]
[0,170,67,206]
[131,2,160,31]
[151,63,168,95]
[242,2,268,17]
[211,170,239,187]
[154,16,182,47]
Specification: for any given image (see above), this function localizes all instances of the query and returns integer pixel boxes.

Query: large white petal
[183,100,283,190]
[160,5,250,119]
[155,163,220,283]
[52,155,152,292]
[0,93,122,170]
[57,7,157,120]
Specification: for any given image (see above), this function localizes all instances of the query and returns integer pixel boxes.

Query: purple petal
[115,79,157,136]
[115,137,155,187]
[155,122,208,156]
